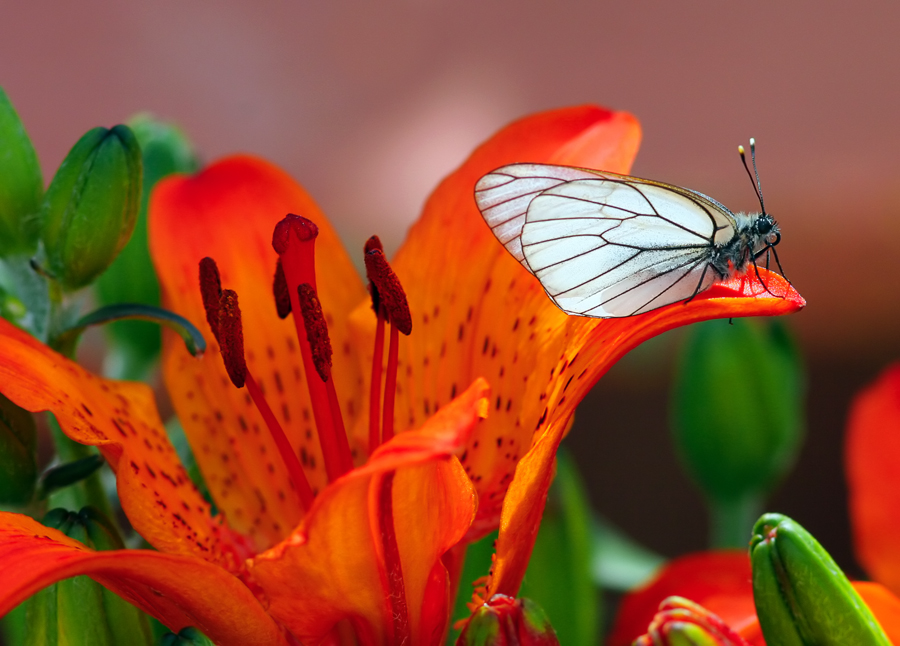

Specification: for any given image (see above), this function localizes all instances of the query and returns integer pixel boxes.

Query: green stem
[709,494,763,549]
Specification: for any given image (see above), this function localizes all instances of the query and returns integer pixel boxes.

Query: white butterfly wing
[475,164,739,318]
[475,164,602,263]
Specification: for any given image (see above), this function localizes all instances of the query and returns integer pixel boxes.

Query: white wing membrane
[475,164,602,263]
[474,163,740,318]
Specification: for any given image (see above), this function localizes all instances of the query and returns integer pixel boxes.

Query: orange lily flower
[607,551,900,645]
[0,104,803,644]
[847,362,900,596]
[0,302,488,644]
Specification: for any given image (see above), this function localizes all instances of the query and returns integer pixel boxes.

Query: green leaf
[37,455,106,500]
[0,393,37,505]
[51,303,206,359]
[590,516,665,592]
[519,450,600,646]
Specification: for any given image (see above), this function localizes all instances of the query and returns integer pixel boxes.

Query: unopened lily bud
[750,513,890,645]
[0,87,42,256]
[671,319,803,522]
[38,124,142,290]
[24,507,154,646]
[633,597,751,646]
[457,594,559,646]
[95,114,198,379]
[0,392,37,505]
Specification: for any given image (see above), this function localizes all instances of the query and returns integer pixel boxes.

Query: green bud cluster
[457,595,559,646]
[23,507,154,646]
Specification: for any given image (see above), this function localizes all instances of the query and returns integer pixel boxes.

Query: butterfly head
[754,213,781,247]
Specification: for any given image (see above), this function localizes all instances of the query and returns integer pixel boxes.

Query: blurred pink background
[2,0,897,572]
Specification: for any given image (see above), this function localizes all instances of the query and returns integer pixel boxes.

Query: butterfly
[474,139,786,318]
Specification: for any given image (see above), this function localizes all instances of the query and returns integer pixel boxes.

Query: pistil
[378,471,410,645]
[272,214,353,481]
[296,282,353,479]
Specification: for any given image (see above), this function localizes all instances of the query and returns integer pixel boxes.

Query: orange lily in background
[847,362,900,596]
[606,552,900,644]
[0,105,804,644]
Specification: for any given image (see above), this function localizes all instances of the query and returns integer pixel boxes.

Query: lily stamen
[364,247,411,445]
[365,235,386,455]
[199,263,315,512]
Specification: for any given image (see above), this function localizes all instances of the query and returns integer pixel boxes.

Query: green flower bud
[24,508,154,646]
[750,513,890,645]
[671,319,804,545]
[457,595,559,646]
[95,114,198,380]
[0,87,43,256]
[38,125,142,291]
[0,392,37,505]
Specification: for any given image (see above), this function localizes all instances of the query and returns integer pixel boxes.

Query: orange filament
[368,310,385,455]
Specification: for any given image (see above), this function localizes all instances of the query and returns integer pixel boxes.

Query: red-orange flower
[847,362,900,596]
[0,105,804,644]
[607,551,900,645]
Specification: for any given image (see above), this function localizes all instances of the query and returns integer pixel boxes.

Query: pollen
[199,257,223,340]
[273,258,292,319]
[218,289,247,388]
[364,248,412,335]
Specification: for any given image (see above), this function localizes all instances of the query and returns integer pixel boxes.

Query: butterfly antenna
[738,138,766,214]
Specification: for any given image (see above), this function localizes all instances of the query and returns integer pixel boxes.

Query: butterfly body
[475,163,782,318]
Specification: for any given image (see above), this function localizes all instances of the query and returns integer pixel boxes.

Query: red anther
[273,258,292,319]
[199,257,223,340]
[297,283,332,382]
[218,289,247,388]
[272,213,319,254]
[365,235,384,316]
[364,249,412,335]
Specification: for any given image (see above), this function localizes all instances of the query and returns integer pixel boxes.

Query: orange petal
[846,363,900,595]
[0,512,288,646]
[607,551,759,646]
[854,581,900,643]
[484,272,801,598]
[0,318,244,570]
[348,106,642,534]
[149,155,367,551]
[248,379,487,644]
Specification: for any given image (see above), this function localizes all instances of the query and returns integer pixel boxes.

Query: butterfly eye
[756,217,773,235]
